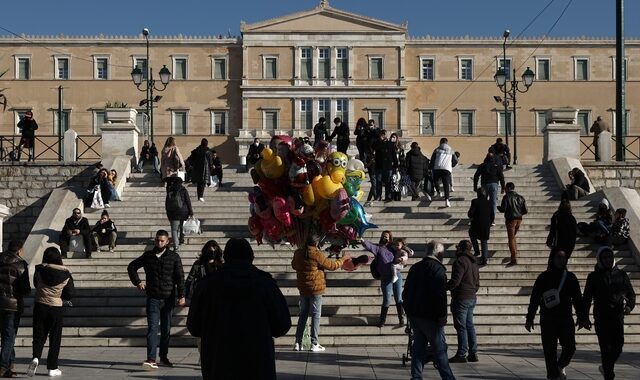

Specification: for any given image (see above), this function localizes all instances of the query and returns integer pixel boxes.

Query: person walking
[389,133,405,201]
[360,231,405,328]
[0,240,31,378]
[590,116,610,161]
[583,246,636,380]
[525,249,587,380]
[468,188,493,265]
[473,153,505,216]
[490,138,511,169]
[59,208,91,258]
[90,210,118,253]
[313,117,330,147]
[546,199,577,259]
[498,182,528,266]
[447,240,480,363]
[329,117,350,154]
[160,137,185,183]
[292,230,346,352]
[136,140,160,173]
[372,130,397,202]
[187,238,291,380]
[16,111,38,162]
[430,137,458,207]
[165,178,193,252]
[403,240,456,380]
[189,139,214,202]
[127,230,185,371]
[27,247,74,378]
[354,117,370,161]
[210,150,224,187]
[405,142,431,201]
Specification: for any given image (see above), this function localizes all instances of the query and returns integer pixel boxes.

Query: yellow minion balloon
[326,152,348,184]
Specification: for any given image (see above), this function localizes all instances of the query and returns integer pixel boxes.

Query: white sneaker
[294,343,301,351]
[559,366,567,379]
[437,191,443,198]
[104,204,111,208]
[425,194,432,201]
[198,198,205,202]
[450,187,455,192]
[27,358,38,377]
[445,199,451,207]
[48,368,62,377]
[310,344,326,352]
[491,222,496,226]
[142,360,159,370]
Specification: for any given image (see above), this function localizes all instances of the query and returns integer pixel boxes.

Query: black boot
[396,303,405,326]
[377,306,389,328]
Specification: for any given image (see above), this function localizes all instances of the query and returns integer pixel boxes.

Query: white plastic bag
[91,186,104,209]
[177,170,186,182]
[183,216,201,235]
[209,176,219,188]
[69,235,86,253]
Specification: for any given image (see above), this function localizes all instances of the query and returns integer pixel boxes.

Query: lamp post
[131,28,171,145]
[494,36,535,165]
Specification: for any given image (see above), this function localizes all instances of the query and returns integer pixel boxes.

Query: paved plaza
[6,345,639,379]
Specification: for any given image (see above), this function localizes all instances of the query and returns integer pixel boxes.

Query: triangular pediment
[241,5,406,34]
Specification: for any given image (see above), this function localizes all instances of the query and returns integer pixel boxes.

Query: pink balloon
[262,217,281,241]
[248,216,263,245]
[330,188,350,221]
[272,196,292,227]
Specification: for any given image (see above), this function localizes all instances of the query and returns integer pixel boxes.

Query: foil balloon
[337,207,358,225]
[289,157,309,189]
[306,160,322,179]
[342,254,371,272]
[346,157,365,172]
[287,194,305,216]
[311,175,343,200]
[302,184,315,206]
[319,208,337,231]
[270,135,294,164]
[330,188,350,221]
[247,215,263,245]
[350,198,378,237]
[260,147,285,179]
[272,196,292,227]
[327,152,348,184]
[262,216,281,242]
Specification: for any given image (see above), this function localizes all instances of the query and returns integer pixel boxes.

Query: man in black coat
[468,188,493,265]
[246,138,265,171]
[313,117,330,146]
[405,142,431,201]
[189,138,214,202]
[372,130,397,202]
[583,247,636,380]
[59,208,91,258]
[128,230,185,371]
[16,111,38,161]
[0,240,31,377]
[329,117,350,154]
[473,153,505,217]
[187,238,291,380]
[402,240,456,380]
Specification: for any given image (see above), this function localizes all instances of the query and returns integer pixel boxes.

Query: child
[390,238,414,280]
[609,208,630,246]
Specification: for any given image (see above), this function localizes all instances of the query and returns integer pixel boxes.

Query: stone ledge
[603,187,640,266]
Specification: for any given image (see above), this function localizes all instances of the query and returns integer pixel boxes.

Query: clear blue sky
[1,0,639,38]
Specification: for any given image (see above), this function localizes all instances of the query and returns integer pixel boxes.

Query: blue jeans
[451,298,478,357]
[137,156,160,172]
[483,182,499,217]
[295,295,322,345]
[169,220,183,250]
[409,315,456,380]
[381,272,403,307]
[0,311,20,370]
[469,236,489,260]
[375,170,393,201]
[146,297,174,360]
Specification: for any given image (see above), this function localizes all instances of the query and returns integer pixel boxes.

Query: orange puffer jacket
[291,246,344,296]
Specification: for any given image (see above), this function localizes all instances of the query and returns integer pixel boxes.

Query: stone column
[63,129,78,162]
[100,122,140,159]
[239,97,251,138]
[597,130,613,162]
[398,98,407,137]
[542,108,580,163]
[0,205,9,250]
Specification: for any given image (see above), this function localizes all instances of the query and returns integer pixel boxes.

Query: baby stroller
[402,320,435,367]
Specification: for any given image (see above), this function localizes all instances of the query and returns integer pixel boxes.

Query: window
[498,58,512,80]
[336,48,348,79]
[612,58,629,81]
[369,57,383,80]
[94,110,106,134]
[95,57,108,79]
[173,58,187,80]
[536,58,550,81]
[459,111,474,135]
[172,111,188,135]
[300,99,313,130]
[264,110,278,130]
[336,99,348,124]
[459,58,473,81]
[16,57,30,79]
[300,48,312,80]
[318,99,330,123]
[134,58,148,80]
[213,57,227,79]
[420,111,435,135]
[212,111,227,135]
[53,110,70,135]
[421,58,434,80]
[612,111,631,136]
[498,111,513,136]
[136,111,149,136]
[318,48,330,80]
[14,110,30,134]
[369,111,384,130]
[56,57,69,80]
[575,58,589,81]
[264,57,277,79]
[536,111,548,135]
[577,111,590,136]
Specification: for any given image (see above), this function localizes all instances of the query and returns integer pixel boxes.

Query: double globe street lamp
[131,28,171,145]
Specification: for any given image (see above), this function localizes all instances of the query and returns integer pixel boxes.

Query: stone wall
[582,162,640,191]
[0,162,97,245]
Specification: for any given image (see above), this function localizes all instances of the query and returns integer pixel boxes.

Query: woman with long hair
[354,117,369,161]
[160,136,185,182]
[389,133,405,201]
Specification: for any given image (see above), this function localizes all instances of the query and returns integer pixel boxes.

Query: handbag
[183,216,201,235]
[177,170,186,182]
[369,258,381,279]
[90,186,104,209]
[542,270,567,309]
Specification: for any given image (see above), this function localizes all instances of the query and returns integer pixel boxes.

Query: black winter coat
[92,220,117,237]
[189,146,213,185]
[468,197,493,240]
[373,140,397,171]
[402,257,448,321]
[247,143,265,164]
[354,125,369,146]
[62,217,91,237]
[572,170,590,193]
[313,123,329,143]
[547,210,577,254]
[187,261,291,380]
[405,147,428,181]
[584,265,636,321]
[329,123,350,143]
[0,252,31,312]
[473,161,505,190]
[165,183,193,221]
[17,119,38,138]
[498,191,528,220]
[127,248,185,299]
[447,252,480,300]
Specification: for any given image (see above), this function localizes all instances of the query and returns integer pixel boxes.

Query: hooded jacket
[34,264,74,307]
[430,143,457,173]
[127,247,185,299]
[447,251,480,300]
[291,246,344,296]
[0,251,31,312]
[405,146,428,181]
[526,250,585,323]
[402,256,448,321]
[583,247,636,321]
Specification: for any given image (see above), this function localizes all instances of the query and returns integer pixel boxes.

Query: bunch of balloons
[248,135,376,250]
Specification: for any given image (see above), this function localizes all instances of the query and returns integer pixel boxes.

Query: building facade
[1,1,638,164]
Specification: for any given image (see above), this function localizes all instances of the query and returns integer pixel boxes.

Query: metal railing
[0,135,61,161]
[580,136,640,161]
[76,135,102,160]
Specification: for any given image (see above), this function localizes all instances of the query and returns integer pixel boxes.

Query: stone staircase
[15,164,640,347]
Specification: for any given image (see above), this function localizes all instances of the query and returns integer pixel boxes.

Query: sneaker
[47,369,62,377]
[310,344,326,352]
[491,222,496,226]
[558,366,567,380]
[198,198,205,202]
[448,355,468,363]
[27,358,38,377]
[364,201,372,207]
[142,359,158,370]
[425,194,432,201]
[159,357,174,367]
[96,248,101,253]
[445,199,451,208]
[467,353,479,362]
[506,259,518,267]
[293,343,301,351]
[109,247,115,253]
[450,187,455,192]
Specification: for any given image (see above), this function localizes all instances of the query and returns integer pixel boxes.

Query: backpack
[166,188,184,213]
[370,258,381,279]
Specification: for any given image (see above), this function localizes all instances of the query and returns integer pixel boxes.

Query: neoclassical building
[1,1,638,164]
